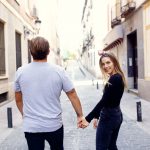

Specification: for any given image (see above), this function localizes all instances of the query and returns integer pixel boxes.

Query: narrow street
[0,60,150,150]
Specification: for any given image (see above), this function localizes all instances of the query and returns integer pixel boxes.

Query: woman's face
[101,57,115,75]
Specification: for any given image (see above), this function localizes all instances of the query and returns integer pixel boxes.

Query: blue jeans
[25,125,64,150]
[96,107,123,150]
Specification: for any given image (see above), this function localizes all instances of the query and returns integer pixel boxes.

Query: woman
[81,52,126,150]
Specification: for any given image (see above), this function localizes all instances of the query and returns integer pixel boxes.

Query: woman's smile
[101,57,115,75]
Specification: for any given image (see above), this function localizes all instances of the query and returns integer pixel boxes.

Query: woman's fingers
[93,119,98,129]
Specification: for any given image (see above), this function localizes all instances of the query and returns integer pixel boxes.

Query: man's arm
[15,91,23,116]
[66,89,83,117]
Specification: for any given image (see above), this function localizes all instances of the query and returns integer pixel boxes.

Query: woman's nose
[104,64,108,68]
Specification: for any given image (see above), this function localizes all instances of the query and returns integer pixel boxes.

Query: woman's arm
[85,74,123,123]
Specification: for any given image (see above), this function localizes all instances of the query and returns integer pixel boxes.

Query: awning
[103,24,123,51]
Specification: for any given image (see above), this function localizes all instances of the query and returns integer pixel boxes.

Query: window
[0,22,6,76]
[15,32,22,70]
[28,40,31,63]
[0,92,8,103]
[25,0,30,15]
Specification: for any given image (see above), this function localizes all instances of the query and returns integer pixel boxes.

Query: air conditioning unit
[121,5,129,14]
[121,2,136,18]
[129,2,136,10]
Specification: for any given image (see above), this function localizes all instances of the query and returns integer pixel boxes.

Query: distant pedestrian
[14,36,84,150]
[79,52,126,150]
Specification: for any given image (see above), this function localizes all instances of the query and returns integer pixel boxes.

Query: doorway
[127,31,138,89]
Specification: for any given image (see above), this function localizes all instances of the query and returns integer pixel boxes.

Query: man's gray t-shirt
[14,62,74,133]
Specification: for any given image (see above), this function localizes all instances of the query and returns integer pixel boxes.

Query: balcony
[121,1,136,18]
[111,2,121,28]
[82,33,94,54]
[111,17,121,28]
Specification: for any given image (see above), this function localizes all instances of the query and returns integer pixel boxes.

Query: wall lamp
[24,26,30,39]
[34,18,42,34]
[24,17,42,39]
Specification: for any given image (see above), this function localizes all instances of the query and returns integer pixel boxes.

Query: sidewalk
[121,92,150,135]
[0,100,22,145]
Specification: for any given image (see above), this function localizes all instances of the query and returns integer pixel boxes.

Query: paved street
[0,60,150,150]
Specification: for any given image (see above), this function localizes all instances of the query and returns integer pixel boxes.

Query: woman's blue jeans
[96,107,123,150]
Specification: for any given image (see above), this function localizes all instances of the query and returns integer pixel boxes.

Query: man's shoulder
[16,64,29,72]
[50,64,64,72]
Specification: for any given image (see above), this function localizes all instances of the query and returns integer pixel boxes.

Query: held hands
[77,116,89,129]
[77,117,99,129]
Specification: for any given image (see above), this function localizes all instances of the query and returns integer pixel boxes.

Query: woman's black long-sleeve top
[85,73,124,123]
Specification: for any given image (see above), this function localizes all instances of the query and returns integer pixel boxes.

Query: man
[14,36,84,150]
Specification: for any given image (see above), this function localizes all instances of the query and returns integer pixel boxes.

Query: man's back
[15,62,74,132]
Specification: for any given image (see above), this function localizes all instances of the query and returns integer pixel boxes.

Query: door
[127,31,138,89]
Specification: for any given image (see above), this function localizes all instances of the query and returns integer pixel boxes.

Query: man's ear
[48,48,50,55]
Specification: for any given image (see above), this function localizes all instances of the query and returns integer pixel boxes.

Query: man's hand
[78,116,89,129]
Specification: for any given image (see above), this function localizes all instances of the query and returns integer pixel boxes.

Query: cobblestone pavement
[0,60,150,150]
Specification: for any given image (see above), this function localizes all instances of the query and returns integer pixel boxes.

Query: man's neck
[33,59,47,62]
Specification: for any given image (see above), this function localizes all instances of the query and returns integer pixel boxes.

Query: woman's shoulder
[109,73,123,83]
[112,73,122,78]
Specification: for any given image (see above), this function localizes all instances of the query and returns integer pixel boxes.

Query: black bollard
[96,81,99,89]
[136,101,142,122]
[7,107,13,128]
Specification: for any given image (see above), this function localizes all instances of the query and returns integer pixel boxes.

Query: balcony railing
[121,1,136,18]
[111,17,121,28]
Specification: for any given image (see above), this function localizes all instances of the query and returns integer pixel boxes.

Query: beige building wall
[138,0,150,101]
[143,1,150,79]
[103,0,150,101]
[0,0,36,103]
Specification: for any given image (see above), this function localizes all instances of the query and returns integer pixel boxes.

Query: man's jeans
[25,125,64,150]
[96,107,123,150]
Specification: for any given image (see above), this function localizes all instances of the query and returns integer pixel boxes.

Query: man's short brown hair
[29,36,50,60]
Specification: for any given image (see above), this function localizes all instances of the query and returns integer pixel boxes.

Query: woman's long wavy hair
[99,52,127,87]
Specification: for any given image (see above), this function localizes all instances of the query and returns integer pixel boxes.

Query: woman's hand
[81,118,89,128]
[93,118,99,129]
[78,117,89,129]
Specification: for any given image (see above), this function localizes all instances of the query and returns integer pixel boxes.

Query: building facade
[80,0,108,78]
[141,0,150,100]
[0,0,39,104]
[103,0,150,101]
